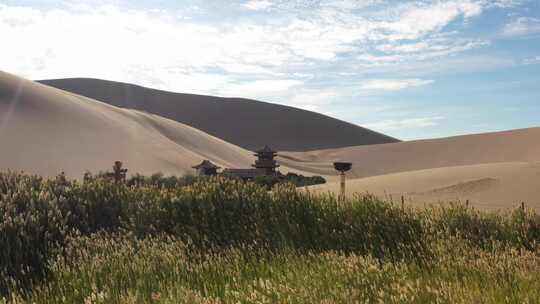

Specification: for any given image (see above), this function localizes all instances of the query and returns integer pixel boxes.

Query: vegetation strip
[1,172,539,303]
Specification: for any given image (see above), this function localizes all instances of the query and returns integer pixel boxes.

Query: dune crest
[38,78,399,151]
[287,126,540,179]
[3,71,540,210]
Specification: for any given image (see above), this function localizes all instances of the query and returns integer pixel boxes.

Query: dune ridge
[287,126,540,179]
[38,78,399,152]
[293,127,540,210]
[3,71,540,210]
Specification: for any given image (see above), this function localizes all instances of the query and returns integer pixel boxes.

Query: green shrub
[126,173,201,189]
[253,174,326,189]
[1,171,539,298]
[424,203,540,250]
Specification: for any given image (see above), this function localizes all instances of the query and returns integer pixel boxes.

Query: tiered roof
[255,145,277,154]
[192,160,221,170]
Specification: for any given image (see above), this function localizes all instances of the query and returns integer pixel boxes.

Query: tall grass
[0,171,539,303]
[4,234,540,304]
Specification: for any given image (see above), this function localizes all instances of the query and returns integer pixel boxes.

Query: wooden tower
[252,145,280,175]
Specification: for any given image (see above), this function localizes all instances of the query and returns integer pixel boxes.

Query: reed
[0,171,538,303]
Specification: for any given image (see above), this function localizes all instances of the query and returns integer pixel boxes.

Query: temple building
[217,145,282,180]
[252,145,280,175]
[192,160,220,176]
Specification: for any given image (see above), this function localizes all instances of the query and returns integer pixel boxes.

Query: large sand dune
[38,78,398,151]
[3,71,540,210]
[287,127,540,179]
[0,71,257,178]
[288,126,540,210]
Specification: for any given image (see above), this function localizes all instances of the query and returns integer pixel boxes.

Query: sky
[1,0,539,140]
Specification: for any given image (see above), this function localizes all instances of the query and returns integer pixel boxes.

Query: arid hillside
[3,71,540,210]
[288,127,540,210]
[287,127,540,179]
[0,71,256,178]
[307,162,540,211]
[38,78,399,151]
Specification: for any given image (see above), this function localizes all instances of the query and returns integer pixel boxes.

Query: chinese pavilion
[193,146,281,180]
[252,145,280,175]
[192,160,221,176]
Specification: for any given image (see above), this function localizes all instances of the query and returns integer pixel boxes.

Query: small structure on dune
[252,145,280,175]
[192,160,221,176]
[333,162,352,201]
[222,145,282,180]
[194,145,282,180]
[105,161,128,183]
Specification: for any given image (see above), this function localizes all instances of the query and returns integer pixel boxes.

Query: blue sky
[1,0,539,140]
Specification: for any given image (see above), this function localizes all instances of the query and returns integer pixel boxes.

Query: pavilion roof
[255,145,277,154]
[192,160,221,169]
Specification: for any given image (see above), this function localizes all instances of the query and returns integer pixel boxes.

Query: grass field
[1,172,539,303]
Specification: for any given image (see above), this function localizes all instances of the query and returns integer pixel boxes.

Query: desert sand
[0,71,257,178]
[286,127,540,179]
[290,128,540,210]
[38,78,398,151]
[306,162,540,211]
[3,71,540,210]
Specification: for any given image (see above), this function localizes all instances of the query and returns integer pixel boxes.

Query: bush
[126,173,201,189]
[1,171,539,297]
[0,172,416,294]
[253,173,326,189]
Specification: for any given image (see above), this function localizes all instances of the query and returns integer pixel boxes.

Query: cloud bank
[0,0,535,139]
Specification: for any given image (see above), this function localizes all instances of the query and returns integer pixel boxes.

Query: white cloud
[365,39,489,67]
[488,0,525,8]
[243,0,273,10]
[376,39,487,55]
[358,54,516,77]
[0,0,516,104]
[320,0,383,10]
[217,63,281,75]
[378,1,483,41]
[523,56,540,65]
[0,0,531,140]
[503,17,540,37]
[359,79,434,91]
[364,116,445,131]
[285,90,339,111]
[217,79,303,98]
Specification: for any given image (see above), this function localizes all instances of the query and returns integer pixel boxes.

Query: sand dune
[38,78,398,151]
[4,71,540,210]
[293,128,540,209]
[307,162,540,211]
[287,127,540,179]
[0,71,257,178]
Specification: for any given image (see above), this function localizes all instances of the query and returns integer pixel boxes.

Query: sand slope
[287,127,540,179]
[287,126,540,210]
[0,71,256,178]
[4,71,540,210]
[38,78,398,151]
[307,162,540,211]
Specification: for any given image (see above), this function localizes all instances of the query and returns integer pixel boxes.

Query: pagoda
[252,145,280,175]
[192,160,220,176]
